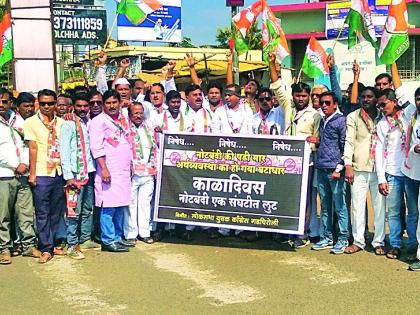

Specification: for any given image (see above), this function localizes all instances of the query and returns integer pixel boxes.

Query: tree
[215,23,262,50]
[168,37,196,48]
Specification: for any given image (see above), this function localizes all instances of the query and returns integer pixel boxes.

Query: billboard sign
[53,8,107,45]
[53,0,94,5]
[117,0,182,43]
[325,0,389,40]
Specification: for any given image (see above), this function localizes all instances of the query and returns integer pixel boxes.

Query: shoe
[53,246,66,256]
[79,240,101,252]
[180,230,193,241]
[118,239,135,248]
[330,240,349,254]
[312,239,333,251]
[272,233,289,244]
[406,247,417,262]
[0,251,12,264]
[22,246,42,258]
[67,245,85,260]
[138,237,154,244]
[294,238,310,249]
[408,260,420,271]
[101,243,129,253]
[38,252,53,264]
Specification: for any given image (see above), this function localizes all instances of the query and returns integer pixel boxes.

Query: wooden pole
[104,13,119,49]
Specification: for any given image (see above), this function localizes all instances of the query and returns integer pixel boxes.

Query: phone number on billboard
[53,17,103,31]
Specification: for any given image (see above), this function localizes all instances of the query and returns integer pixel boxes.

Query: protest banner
[154,132,311,234]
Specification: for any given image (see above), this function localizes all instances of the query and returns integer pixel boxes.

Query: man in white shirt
[375,88,416,260]
[125,103,158,245]
[212,84,253,135]
[0,88,39,264]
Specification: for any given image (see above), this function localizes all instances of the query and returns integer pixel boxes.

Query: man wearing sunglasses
[312,92,349,254]
[24,89,66,263]
[251,87,284,135]
[0,88,39,264]
[88,90,104,120]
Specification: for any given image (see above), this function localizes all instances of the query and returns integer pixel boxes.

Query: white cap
[114,78,130,86]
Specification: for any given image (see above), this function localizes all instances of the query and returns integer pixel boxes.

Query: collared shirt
[59,117,95,181]
[0,111,29,177]
[184,106,213,133]
[155,109,190,132]
[130,122,157,177]
[251,107,284,135]
[401,110,420,181]
[24,112,64,177]
[211,104,253,134]
[375,103,416,183]
[344,108,381,172]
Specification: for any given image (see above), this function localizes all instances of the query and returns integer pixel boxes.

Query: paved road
[1,233,419,315]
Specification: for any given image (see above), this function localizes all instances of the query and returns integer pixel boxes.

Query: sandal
[374,246,386,256]
[0,252,12,264]
[344,244,363,254]
[386,247,401,259]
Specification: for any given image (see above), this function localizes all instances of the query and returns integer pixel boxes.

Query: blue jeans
[405,176,419,250]
[33,176,66,253]
[100,206,126,245]
[66,174,94,246]
[317,169,349,242]
[386,173,405,248]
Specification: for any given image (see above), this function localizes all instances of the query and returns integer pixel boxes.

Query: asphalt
[1,231,419,315]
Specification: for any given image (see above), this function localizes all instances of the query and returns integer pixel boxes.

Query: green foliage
[216,23,262,50]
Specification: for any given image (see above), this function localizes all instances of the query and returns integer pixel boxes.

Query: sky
[105,0,300,46]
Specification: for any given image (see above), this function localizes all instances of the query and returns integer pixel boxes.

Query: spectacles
[0,99,9,104]
[320,100,332,106]
[89,100,103,106]
[258,97,272,102]
[378,102,388,108]
[415,97,420,102]
[39,101,56,106]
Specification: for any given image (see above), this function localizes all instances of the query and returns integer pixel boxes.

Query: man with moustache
[343,87,386,255]
[125,103,158,244]
[251,87,284,135]
[59,93,98,260]
[0,88,39,264]
[15,92,36,120]
[88,90,104,120]
[56,93,73,118]
[375,89,416,259]
[24,89,66,263]
[89,90,133,252]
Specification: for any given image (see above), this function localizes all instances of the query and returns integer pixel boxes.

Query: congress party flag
[345,0,378,49]
[116,0,163,26]
[378,0,409,65]
[301,37,329,79]
[0,12,12,72]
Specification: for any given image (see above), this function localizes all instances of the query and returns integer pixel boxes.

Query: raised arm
[327,54,343,103]
[185,53,201,86]
[112,58,130,89]
[226,49,233,85]
[350,60,360,105]
[94,50,108,94]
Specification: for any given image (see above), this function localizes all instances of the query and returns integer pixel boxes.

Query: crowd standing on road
[1,50,419,272]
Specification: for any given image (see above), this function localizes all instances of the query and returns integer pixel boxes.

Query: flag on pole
[345,0,378,49]
[378,0,409,65]
[261,0,289,64]
[116,0,163,26]
[0,12,12,72]
[231,1,263,55]
[301,37,329,79]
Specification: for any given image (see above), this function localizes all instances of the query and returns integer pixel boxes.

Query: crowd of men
[0,50,419,272]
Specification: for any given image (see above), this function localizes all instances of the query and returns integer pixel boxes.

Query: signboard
[325,0,389,40]
[226,0,245,6]
[53,8,107,45]
[117,0,182,43]
[53,0,94,5]
[154,132,311,234]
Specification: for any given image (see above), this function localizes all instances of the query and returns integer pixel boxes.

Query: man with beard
[89,90,133,252]
[24,89,66,263]
[125,103,158,245]
[15,92,35,120]
[59,93,98,259]
[0,88,39,264]
[343,87,386,255]
[270,52,321,248]
[56,93,73,118]
[375,89,416,260]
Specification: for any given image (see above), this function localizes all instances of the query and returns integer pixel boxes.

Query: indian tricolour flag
[0,12,12,71]
[378,0,409,65]
[116,0,163,26]
[345,0,378,49]
[301,37,329,79]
